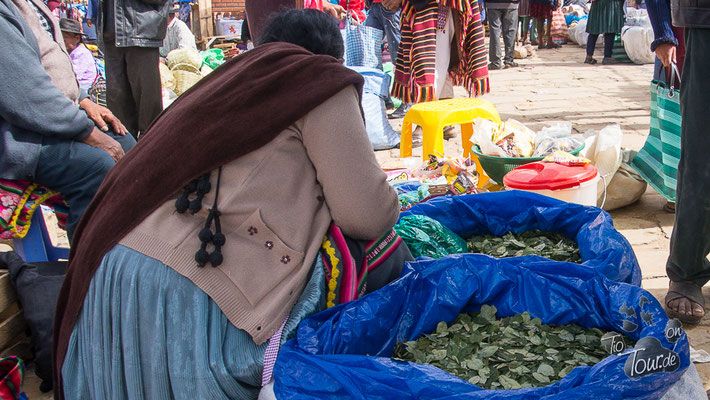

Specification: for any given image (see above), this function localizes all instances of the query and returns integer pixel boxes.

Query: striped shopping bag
[611,35,633,63]
[631,65,681,202]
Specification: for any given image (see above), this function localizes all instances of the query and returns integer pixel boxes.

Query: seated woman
[53,9,405,400]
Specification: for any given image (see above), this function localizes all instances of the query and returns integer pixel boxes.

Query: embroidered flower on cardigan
[248,226,258,235]
[280,255,291,264]
[265,241,274,249]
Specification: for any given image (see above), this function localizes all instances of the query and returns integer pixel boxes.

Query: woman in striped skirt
[529,0,560,49]
[584,0,625,64]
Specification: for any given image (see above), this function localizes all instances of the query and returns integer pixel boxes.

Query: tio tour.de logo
[665,319,683,343]
[624,337,680,378]
[601,332,626,355]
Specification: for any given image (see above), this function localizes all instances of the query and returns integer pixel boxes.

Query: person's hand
[79,98,128,136]
[82,128,125,162]
[86,18,92,27]
[322,2,346,21]
[382,0,402,11]
[655,43,676,68]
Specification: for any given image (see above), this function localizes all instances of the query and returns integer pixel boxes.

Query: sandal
[665,281,706,325]
[584,56,598,65]
[664,201,676,213]
[546,43,562,49]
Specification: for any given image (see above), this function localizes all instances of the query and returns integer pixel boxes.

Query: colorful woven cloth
[0,180,67,240]
[392,0,490,103]
[0,356,24,400]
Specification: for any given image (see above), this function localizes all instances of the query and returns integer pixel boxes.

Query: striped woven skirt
[585,0,625,35]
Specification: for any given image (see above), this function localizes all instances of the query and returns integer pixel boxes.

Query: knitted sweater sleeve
[300,86,400,240]
[645,0,679,50]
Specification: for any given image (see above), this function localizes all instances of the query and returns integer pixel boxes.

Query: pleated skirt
[586,0,625,35]
[62,245,325,400]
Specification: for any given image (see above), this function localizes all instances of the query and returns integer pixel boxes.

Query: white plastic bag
[580,124,623,204]
[472,118,508,157]
[621,26,655,64]
[532,122,583,157]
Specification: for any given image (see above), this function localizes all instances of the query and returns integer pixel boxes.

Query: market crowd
[0,0,708,397]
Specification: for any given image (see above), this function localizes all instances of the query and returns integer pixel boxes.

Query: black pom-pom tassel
[175,193,189,213]
[185,179,198,193]
[209,250,223,267]
[189,198,202,214]
[212,232,226,246]
[195,248,209,267]
[198,228,213,243]
[197,179,211,195]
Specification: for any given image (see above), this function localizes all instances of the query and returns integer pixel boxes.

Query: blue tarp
[274,254,689,399]
[399,191,642,286]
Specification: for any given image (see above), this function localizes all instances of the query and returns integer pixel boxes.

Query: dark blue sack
[349,66,400,150]
[274,254,689,399]
[400,191,641,286]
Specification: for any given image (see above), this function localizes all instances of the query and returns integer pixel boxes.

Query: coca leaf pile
[466,231,581,263]
[392,305,629,390]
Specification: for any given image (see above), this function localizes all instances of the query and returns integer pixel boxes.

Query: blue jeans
[34,130,136,241]
[365,3,401,65]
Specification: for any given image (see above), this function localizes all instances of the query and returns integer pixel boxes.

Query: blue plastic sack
[274,254,690,399]
[349,66,400,150]
[400,191,641,286]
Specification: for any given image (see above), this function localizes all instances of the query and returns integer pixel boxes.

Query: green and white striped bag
[631,65,681,202]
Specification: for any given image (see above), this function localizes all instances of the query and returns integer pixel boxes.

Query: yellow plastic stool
[400,98,501,161]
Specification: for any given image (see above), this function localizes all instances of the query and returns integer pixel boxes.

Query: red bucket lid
[503,162,598,190]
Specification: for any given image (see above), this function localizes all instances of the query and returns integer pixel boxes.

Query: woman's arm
[300,85,400,240]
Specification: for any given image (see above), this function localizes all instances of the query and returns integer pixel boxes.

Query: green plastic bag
[382,62,402,109]
[201,49,225,70]
[394,215,467,259]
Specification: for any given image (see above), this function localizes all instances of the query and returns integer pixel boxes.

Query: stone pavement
[5,42,710,397]
[378,42,710,393]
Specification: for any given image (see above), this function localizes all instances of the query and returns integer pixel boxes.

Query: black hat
[59,18,84,35]
[168,2,180,14]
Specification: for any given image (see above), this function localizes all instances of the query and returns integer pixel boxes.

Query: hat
[59,18,84,35]
[168,2,180,14]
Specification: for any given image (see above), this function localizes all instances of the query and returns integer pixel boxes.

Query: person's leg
[603,32,615,58]
[368,4,402,65]
[536,17,545,47]
[502,8,519,65]
[665,28,710,322]
[434,9,455,98]
[33,130,135,241]
[586,34,599,56]
[521,16,530,43]
[104,41,140,138]
[125,46,163,136]
[487,9,504,68]
[545,15,554,47]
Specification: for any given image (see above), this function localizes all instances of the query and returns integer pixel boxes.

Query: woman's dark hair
[258,9,344,60]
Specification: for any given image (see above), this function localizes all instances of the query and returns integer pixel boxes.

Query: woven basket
[166,48,203,71]
[159,62,176,91]
[172,70,202,96]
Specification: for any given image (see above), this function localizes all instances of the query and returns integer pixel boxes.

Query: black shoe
[602,57,620,65]
[388,103,411,119]
[488,63,502,70]
[584,56,598,64]
[385,98,395,110]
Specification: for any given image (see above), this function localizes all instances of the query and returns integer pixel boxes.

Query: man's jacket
[98,0,169,47]
[672,0,710,28]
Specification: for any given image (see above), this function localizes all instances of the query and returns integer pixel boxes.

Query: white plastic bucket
[510,174,599,206]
